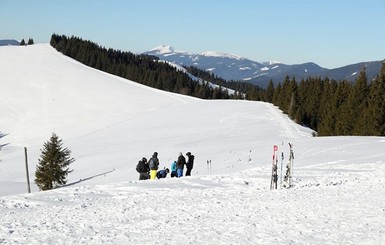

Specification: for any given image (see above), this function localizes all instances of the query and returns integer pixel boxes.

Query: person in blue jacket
[156,168,169,179]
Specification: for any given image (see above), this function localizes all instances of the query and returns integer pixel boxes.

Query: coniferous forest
[50,34,385,136]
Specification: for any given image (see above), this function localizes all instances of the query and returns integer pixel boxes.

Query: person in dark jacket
[185,152,194,176]
[148,152,160,180]
[136,157,150,180]
[176,152,186,178]
[156,168,170,179]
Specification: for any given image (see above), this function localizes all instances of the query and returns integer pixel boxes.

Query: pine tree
[27,38,34,45]
[265,80,274,102]
[351,67,369,135]
[35,133,74,191]
[20,39,25,46]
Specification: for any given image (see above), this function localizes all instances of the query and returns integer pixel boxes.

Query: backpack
[136,161,143,173]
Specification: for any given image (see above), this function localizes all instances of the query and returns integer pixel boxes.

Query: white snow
[148,45,177,55]
[1,44,385,244]
[239,67,251,71]
[271,65,280,69]
[159,60,237,95]
[201,51,243,60]
[262,60,282,66]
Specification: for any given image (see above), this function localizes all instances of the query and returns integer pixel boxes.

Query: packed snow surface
[1,44,385,244]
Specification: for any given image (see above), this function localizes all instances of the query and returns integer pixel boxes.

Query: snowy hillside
[1,44,385,244]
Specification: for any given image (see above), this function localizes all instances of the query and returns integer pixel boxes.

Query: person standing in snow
[176,152,186,178]
[148,152,160,180]
[185,152,194,176]
[136,157,150,180]
[170,161,177,178]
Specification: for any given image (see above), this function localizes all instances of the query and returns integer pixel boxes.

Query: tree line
[20,38,34,46]
[266,63,385,136]
[184,66,266,100]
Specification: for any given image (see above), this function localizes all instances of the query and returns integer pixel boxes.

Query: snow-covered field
[1,44,384,244]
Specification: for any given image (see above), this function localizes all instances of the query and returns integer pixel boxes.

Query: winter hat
[153,152,158,157]
[186,152,191,156]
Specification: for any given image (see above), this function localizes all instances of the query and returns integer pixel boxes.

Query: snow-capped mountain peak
[148,45,176,55]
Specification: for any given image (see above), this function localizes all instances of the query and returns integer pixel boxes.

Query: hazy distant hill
[144,45,383,88]
[0,39,19,46]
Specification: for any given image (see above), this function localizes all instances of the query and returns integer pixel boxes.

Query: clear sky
[1,0,384,68]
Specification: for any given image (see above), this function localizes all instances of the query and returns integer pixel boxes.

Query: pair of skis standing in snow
[271,143,294,190]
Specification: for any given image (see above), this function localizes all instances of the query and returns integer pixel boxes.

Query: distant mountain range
[0,39,19,46]
[144,45,383,88]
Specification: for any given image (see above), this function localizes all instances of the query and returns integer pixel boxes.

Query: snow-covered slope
[1,44,385,244]
[0,44,311,196]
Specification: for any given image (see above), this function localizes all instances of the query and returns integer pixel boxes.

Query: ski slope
[1,44,384,244]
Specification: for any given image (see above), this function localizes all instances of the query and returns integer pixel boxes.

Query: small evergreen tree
[20,39,25,46]
[35,133,74,191]
[27,38,34,45]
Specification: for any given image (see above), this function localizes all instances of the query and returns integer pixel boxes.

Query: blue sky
[1,0,384,68]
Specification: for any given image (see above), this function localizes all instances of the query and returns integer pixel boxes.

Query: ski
[270,145,278,190]
[283,142,294,188]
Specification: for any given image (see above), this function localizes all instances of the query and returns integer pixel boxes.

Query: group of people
[136,151,195,180]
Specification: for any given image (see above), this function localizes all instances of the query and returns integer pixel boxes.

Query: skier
[148,152,160,180]
[176,152,186,178]
[185,152,194,176]
[170,161,177,178]
[136,157,150,180]
[156,168,170,179]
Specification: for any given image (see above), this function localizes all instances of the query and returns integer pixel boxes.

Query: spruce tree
[352,67,369,135]
[27,38,34,45]
[35,133,74,191]
[265,80,274,103]
[20,39,25,46]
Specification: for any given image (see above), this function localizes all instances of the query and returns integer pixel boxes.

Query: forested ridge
[50,34,385,136]
[268,63,385,136]
[50,34,247,100]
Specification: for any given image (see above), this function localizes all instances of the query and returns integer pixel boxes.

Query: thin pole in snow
[24,147,31,193]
